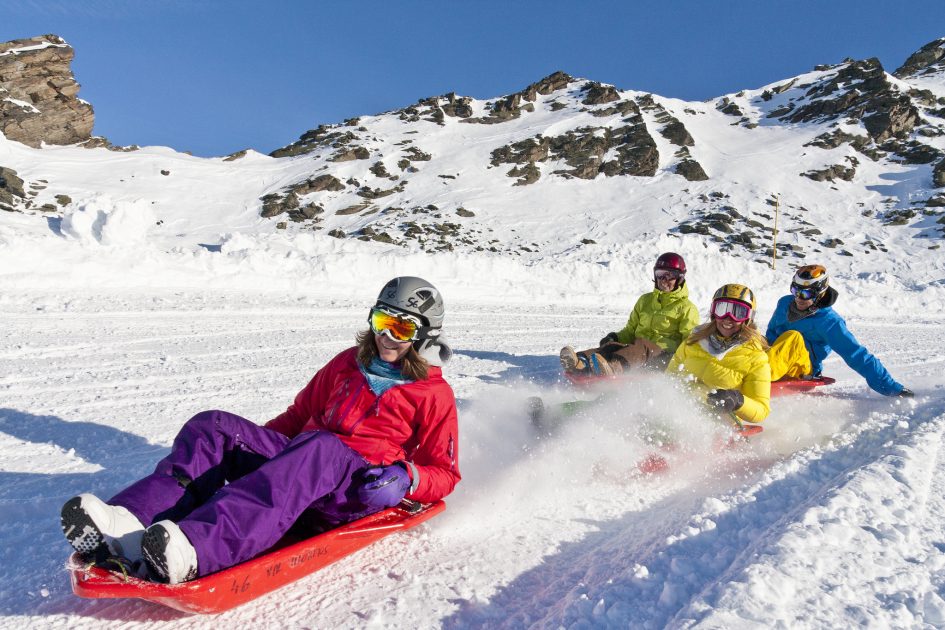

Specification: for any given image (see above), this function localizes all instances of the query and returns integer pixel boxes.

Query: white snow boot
[142,520,198,584]
[60,493,145,562]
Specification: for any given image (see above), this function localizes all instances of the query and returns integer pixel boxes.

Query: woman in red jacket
[60,277,459,584]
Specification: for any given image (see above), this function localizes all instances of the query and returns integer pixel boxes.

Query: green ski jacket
[615,284,700,353]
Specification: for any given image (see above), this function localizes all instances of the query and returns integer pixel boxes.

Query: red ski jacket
[265,347,460,504]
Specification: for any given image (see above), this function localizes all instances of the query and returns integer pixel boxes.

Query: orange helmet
[791,265,828,300]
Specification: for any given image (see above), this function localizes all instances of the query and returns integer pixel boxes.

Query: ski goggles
[711,298,752,323]
[790,284,820,301]
[369,307,423,343]
[654,270,682,281]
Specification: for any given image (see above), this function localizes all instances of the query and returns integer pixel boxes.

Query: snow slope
[1,288,943,629]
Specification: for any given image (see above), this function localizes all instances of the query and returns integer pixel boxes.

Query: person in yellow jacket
[560,252,700,376]
[666,284,771,423]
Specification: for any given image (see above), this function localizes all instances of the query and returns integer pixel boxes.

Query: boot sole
[142,524,197,584]
[141,525,171,582]
[559,348,583,372]
[61,496,106,556]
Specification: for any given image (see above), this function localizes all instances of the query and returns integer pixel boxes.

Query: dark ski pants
[109,410,369,576]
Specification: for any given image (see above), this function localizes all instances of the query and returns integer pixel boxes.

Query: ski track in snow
[0,291,943,629]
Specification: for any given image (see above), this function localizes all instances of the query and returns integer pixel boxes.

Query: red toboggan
[68,500,445,614]
[564,370,835,397]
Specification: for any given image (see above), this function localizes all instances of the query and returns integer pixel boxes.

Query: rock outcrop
[894,37,945,79]
[460,71,576,125]
[0,166,25,211]
[934,158,945,188]
[0,35,94,147]
[774,58,920,144]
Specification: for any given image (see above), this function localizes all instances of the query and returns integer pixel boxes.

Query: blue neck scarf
[359,357,413,396]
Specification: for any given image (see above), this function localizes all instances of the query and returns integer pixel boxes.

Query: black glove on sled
[707,389,744,413]
[599,332,619,346]
[897,387,915,398]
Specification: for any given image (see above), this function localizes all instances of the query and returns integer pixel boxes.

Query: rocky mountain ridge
[1,34,944,266]
[251,37,944,260]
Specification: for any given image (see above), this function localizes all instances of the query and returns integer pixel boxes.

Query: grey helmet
[373,276,449,359]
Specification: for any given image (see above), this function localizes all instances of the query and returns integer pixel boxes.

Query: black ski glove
[897,387,914,398]
[599,332,619,346]
[707,389,744,413]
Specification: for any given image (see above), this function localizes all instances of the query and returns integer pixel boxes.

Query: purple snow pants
[108,410,371,576]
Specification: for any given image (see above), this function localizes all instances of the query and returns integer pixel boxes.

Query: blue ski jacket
[765,290,903,396]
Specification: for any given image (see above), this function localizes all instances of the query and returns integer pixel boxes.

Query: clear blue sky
[4,0,945,157]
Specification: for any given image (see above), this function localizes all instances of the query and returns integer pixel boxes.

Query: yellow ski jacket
[666,333,771,423]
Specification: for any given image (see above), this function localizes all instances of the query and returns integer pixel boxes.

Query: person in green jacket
[560,252,700,375]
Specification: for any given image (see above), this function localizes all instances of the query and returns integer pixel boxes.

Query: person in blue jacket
[766,265,913,397]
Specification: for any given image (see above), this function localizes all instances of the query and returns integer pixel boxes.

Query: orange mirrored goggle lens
[369,308,420,342]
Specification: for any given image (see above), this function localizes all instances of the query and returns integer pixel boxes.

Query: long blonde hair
[356,330,431,381]
[686,319,769,350]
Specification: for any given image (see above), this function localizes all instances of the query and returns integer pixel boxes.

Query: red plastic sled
[68,500,445,615]
[563,370,638,389]
[770,376,835,397]
[636,423,763,474]
[566,371,835,397]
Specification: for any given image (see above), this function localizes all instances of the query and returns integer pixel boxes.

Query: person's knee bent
[769,330,811,380]
[184,409,223,432]
[774,330,804,346]
[180,410,251,440]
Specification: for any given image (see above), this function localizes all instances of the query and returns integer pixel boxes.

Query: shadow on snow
[453,349,563,388]
[0,408,181,621]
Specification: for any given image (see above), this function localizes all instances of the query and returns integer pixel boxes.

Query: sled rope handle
[99,557,132,582]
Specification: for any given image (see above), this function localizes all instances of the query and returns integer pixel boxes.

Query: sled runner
[565,370,834,397]
[68,499,444,614]
[634,420,762,475]
[563,370,637,389]
[770,375,835,396]
[529,394,762,474]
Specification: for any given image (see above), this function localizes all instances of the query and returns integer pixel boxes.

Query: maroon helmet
[653,252,686,287]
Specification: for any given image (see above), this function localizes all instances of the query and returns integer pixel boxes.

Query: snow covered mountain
[2,35,944,274]
[2,34,945,629]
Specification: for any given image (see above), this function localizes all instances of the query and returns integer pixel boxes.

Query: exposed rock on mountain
[774,58,921,144]
[461,71,575,124]
[0,164,59,213]
[0,166,25,211]
[802,163,857,182]
[581,82,620,105]
[894,37,945,79]
[294,174,345,194]
[637,94,704,179]
[489,97,658,183]
[270,121,367,159]
[0,35,94,147]
[676,159,708,181]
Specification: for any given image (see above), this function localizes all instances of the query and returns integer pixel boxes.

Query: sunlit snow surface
[0,287,943,629]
